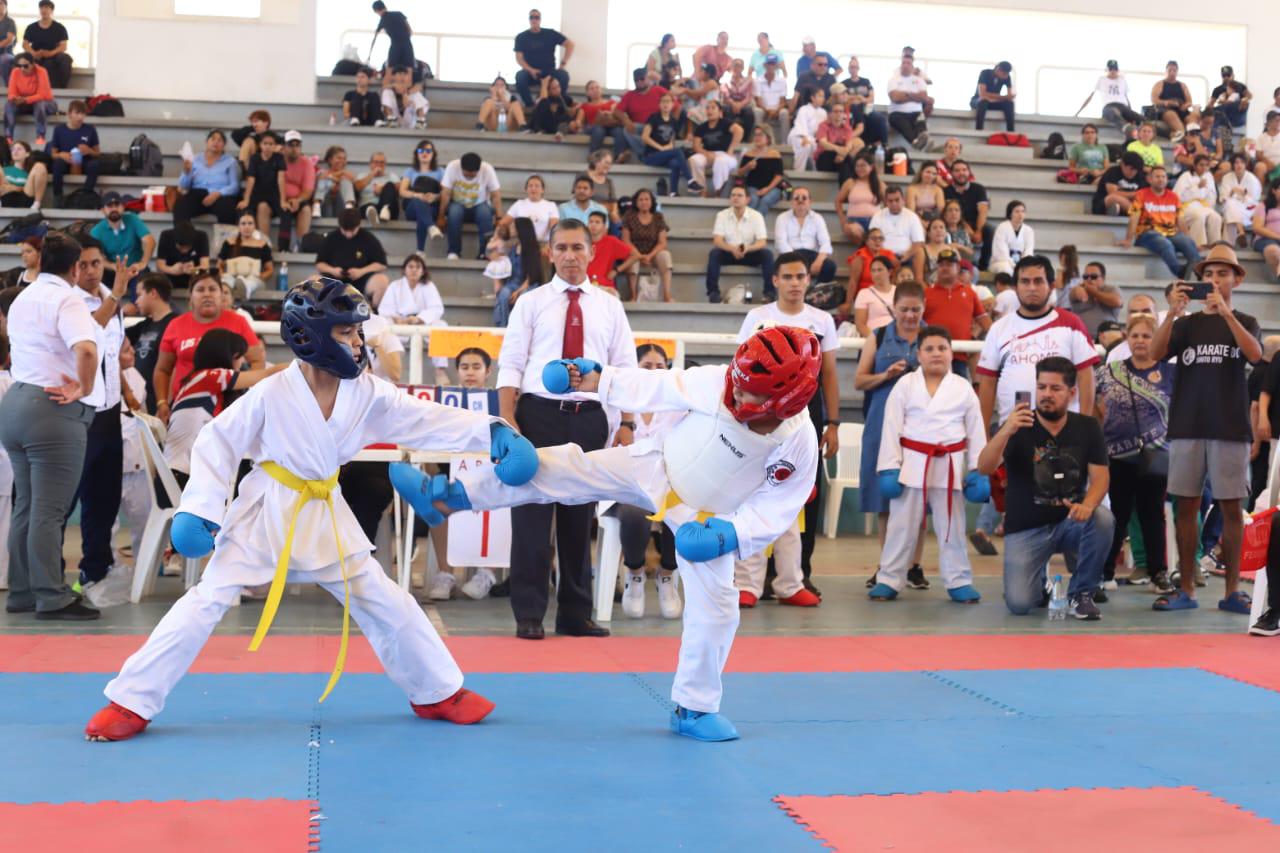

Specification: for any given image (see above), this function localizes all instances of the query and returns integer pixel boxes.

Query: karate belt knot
[899,437,967,542]
[250,461,351,703]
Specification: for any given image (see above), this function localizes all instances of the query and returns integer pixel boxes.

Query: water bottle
[744,286,753,304]
[329,112,336,126]
[1047,574,1068,621]
[497,104,508,133]
[277,261,289,291]
[874,143,885,174]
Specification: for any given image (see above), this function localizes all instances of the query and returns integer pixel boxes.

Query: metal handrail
[1035,64,1212,116]
[338,29,512,80]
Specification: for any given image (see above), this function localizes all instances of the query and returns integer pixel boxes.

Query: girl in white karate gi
[392,326,822,742]
[872,325,990,602]
[85,279,538,742]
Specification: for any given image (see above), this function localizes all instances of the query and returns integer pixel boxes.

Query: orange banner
[426,329,505,360]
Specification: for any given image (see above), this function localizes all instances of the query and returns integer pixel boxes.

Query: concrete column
[561,0,609,87]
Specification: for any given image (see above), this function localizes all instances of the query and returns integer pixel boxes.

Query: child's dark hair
[636,342,669,362]
[455,346,492,370]
[191,328,249,375]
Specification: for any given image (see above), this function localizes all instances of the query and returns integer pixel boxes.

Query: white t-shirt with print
[887,72,927,114]
[441,160,501,208]
[736,303,840,353]
[506,198,560,242]
[977,308,1100,422]
[1093,74,1130,105]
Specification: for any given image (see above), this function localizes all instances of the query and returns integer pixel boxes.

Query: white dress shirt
[6,272,98,390]
[774,210,833,255]
[712,206,768,247]
[76,282,125,411]
[753,74,788,110]
[497,275,637,400]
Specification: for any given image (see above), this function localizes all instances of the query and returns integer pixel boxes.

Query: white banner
[446,457,511,568]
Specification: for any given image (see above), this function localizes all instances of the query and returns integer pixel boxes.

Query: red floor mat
[775,787,1280,852]
[0,799,316,853]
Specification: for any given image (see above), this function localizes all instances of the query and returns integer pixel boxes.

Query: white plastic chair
[822,422,864,538]
[593,512,623,622]
[128,420,201,603]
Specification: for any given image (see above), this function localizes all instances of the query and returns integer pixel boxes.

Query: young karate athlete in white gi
[85,279,539,742]
[390,326,822,742]
[871,325,990,603]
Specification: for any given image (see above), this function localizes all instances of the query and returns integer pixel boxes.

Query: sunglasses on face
[417,148,432,154]
[15,63,30,70]
[529,14,540,19]
[286,141,301,146]
[1082,273,1102,280]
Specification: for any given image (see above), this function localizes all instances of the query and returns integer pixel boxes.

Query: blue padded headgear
[280,277,371,379]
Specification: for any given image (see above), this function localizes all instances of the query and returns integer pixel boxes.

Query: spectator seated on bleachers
[645,33,680,84]
[1092,151,1146,216]
[836,154,883,248]
[440,151,501,261]
[672,62,720,128]
[787,87,826,172]
[608,69,667,163]
[315,145,357,219]
[315,207,391,305]
[871,186,925,281]
[238,130,286,241]
[841,56,888,149]
[790,53,835,115]
[281,130,315,250]
[1077,59,1142,132]
[1063,124,1109,185]
[752,53,790,140]
[989,200,1034,278]
[575,79,618,144]
[1149,61,1198,143]
[154,221,209,292]
[1253,179,1280,282]
[720,59,755,139]
[399,138,443,251]
[173,129,242,226]
[529,76,575,136]
[4,52,53,146]
[943,160,994,269]
[775,187,835,284]
[502,173,559,250]
[47,98,98,205]
[477,75,526,133]
[585,210,638,295]
[22,0,70,89]
[231,109,272,171]
[887,51,932,152]
[378,253,444,335]
[355,150,400,224]
[91,191,155,309]
[814,101,863,180]
[381,65,429,129]
[1,235,39,288]
[1256,110,1280,184]
[0,1,16,86]
[1220,153,1261,246]
[971,61,1015,132]
[747,31,782,79]
[640,92,692,196]
[1120,165,1201,277]
[691,32,731,82]
[0,139,47,209]
[217,212,273,302]
[1172,154,1222,247]
[558,174,607,225]
[342,68,383,127]
[705,185,774,303]
[621,187,673,302]
[689,100,741,198]
[513,9,572,108]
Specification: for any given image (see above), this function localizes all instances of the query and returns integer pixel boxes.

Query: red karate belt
[899,437,967,541]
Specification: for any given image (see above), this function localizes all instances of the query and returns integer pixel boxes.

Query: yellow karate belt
[251,461,350,703]
[647,491,802,557]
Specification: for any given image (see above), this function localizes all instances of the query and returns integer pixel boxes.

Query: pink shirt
[284,156,316,200]
[817,120,855,146]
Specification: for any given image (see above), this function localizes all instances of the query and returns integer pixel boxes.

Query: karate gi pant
[734,520,803,598]
[460,443,740,713]
[688,151,737,194]
[880,486,972,592]
[104,536,464,719]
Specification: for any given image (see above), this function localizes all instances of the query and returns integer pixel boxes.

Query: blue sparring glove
[389,463,472,527]
[878,469,905,500]
[490,422,539,485]
[963,470,991,504]
[170,512,220,558]
[674,518,739,563]
[541,358,602,394]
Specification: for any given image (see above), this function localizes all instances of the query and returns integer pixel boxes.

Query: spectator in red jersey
[1119,165,1201,276]
[612,68,669,162]
[585,211,638,294]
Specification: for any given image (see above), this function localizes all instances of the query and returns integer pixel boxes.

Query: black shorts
[249,192,281,216]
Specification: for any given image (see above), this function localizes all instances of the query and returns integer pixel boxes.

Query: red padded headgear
[724,326,822,423]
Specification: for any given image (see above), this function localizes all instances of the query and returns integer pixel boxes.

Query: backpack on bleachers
[64,189,102,210]
[86,94,125,118]
[0,210,47,244]
[1042,132,1066,160]
[128,134,163,177]
[95,152,126,176]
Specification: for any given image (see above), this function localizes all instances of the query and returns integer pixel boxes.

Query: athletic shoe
[427,572,455,601]
[446,252,460,260]
[906,565,930,590]
[1102,579,1119,591]
[1069,591,1102,621]
[657,572,683,619]
[1151,571,1175,594]
[687,181,704,194]
[35,136,44,148]
[489,578,510,598]
[1119,569,1151,586]
[429,225,444,240]
[411,688,495,724]
[778,588,820,607]
[655,178,669,196]
[35,597,99,621]
[947,584,981,603]
[622,572,646,618]
[912,131,930,151]
[1092,588,1108,603]
[460,568,496,600]
[379,205,392,222]
[739,590,758,608]
[868,582,898,601]
[1250,608,1280,637]
[1170,130,1185,143]
[85,702,149,742]
[670,707,739,742]
[366,206,380,227]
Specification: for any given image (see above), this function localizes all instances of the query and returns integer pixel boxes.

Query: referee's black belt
[526,395,602,414]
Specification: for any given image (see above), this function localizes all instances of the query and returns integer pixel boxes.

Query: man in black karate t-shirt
[977,356,1112,621]
[1152,244,1262,613]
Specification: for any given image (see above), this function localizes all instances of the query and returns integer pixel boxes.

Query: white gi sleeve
[963,393,988,473]
[364,377,502,452]
[722,424,819,560]
[178,385,268,525]
[876,378,907,473]
[596,364,724,416]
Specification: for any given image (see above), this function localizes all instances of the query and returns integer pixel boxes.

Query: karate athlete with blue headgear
[390,326,822,742]
[85,278,539,742]
[871,325,989,604]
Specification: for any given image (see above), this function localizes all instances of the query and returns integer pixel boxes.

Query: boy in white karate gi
[85,279,539,742]
[391,326,822,742]
[872,325,990,603]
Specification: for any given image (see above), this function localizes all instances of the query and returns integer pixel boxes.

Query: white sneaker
[366,205,380,227]
[657,572,683,619]
[460,567,496,600]
[162,552,183,576]
[1102,579,1119,591]
[429,225,444,240]
[427,572,456,601]
[379,204,392,222]
[446,252,460,260]
[621,572,646,618]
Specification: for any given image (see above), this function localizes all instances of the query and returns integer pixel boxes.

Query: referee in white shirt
[65,238,130,604]
[497,220,638,640]
[0,233,101,620]
[774,188,836,283]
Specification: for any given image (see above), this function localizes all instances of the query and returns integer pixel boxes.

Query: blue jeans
[0,53,13,86]
[976,499,1002,535]
[589,125,645,159]
[705,247,774,301]
[51,154,99,198]
[972,98,1015,132]
[749,186,782,214]
[404,197,439,251]
[493,278,522,327]
[643,149,691,193]
[445,201,493,258]
[1002,507,1115,614]
[515,68,570,107]
[1217,100,1248,129]
[793,248,836,283]
[1135,229,1201,276]
[4,99,52,140]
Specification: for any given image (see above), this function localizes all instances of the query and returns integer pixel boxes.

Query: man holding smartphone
[1150,244,1261,613]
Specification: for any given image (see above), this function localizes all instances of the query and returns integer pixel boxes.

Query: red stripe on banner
[480,510,490,558]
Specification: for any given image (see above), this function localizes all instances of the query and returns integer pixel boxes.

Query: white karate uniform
[458,365,817,713]
[688,150,738,194]
[119,367,152,562]
[876,371,987,592]
[0,370,11,589]
[734,519,803,598]
[787,104,826,171]
[105,363,499,719]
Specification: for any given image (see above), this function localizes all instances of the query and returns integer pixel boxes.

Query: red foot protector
[0,799,316,853]
[775,787,1280,852]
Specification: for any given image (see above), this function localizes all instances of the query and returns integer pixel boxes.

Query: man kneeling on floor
[872,325,989,603]
[977,356,1113,620]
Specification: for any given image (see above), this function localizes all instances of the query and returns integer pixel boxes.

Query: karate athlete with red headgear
[85,278,539,742]
[389,326,822,742]
[872,325,989,603]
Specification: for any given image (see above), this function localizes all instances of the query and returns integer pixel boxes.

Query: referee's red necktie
[562,288,584,359]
